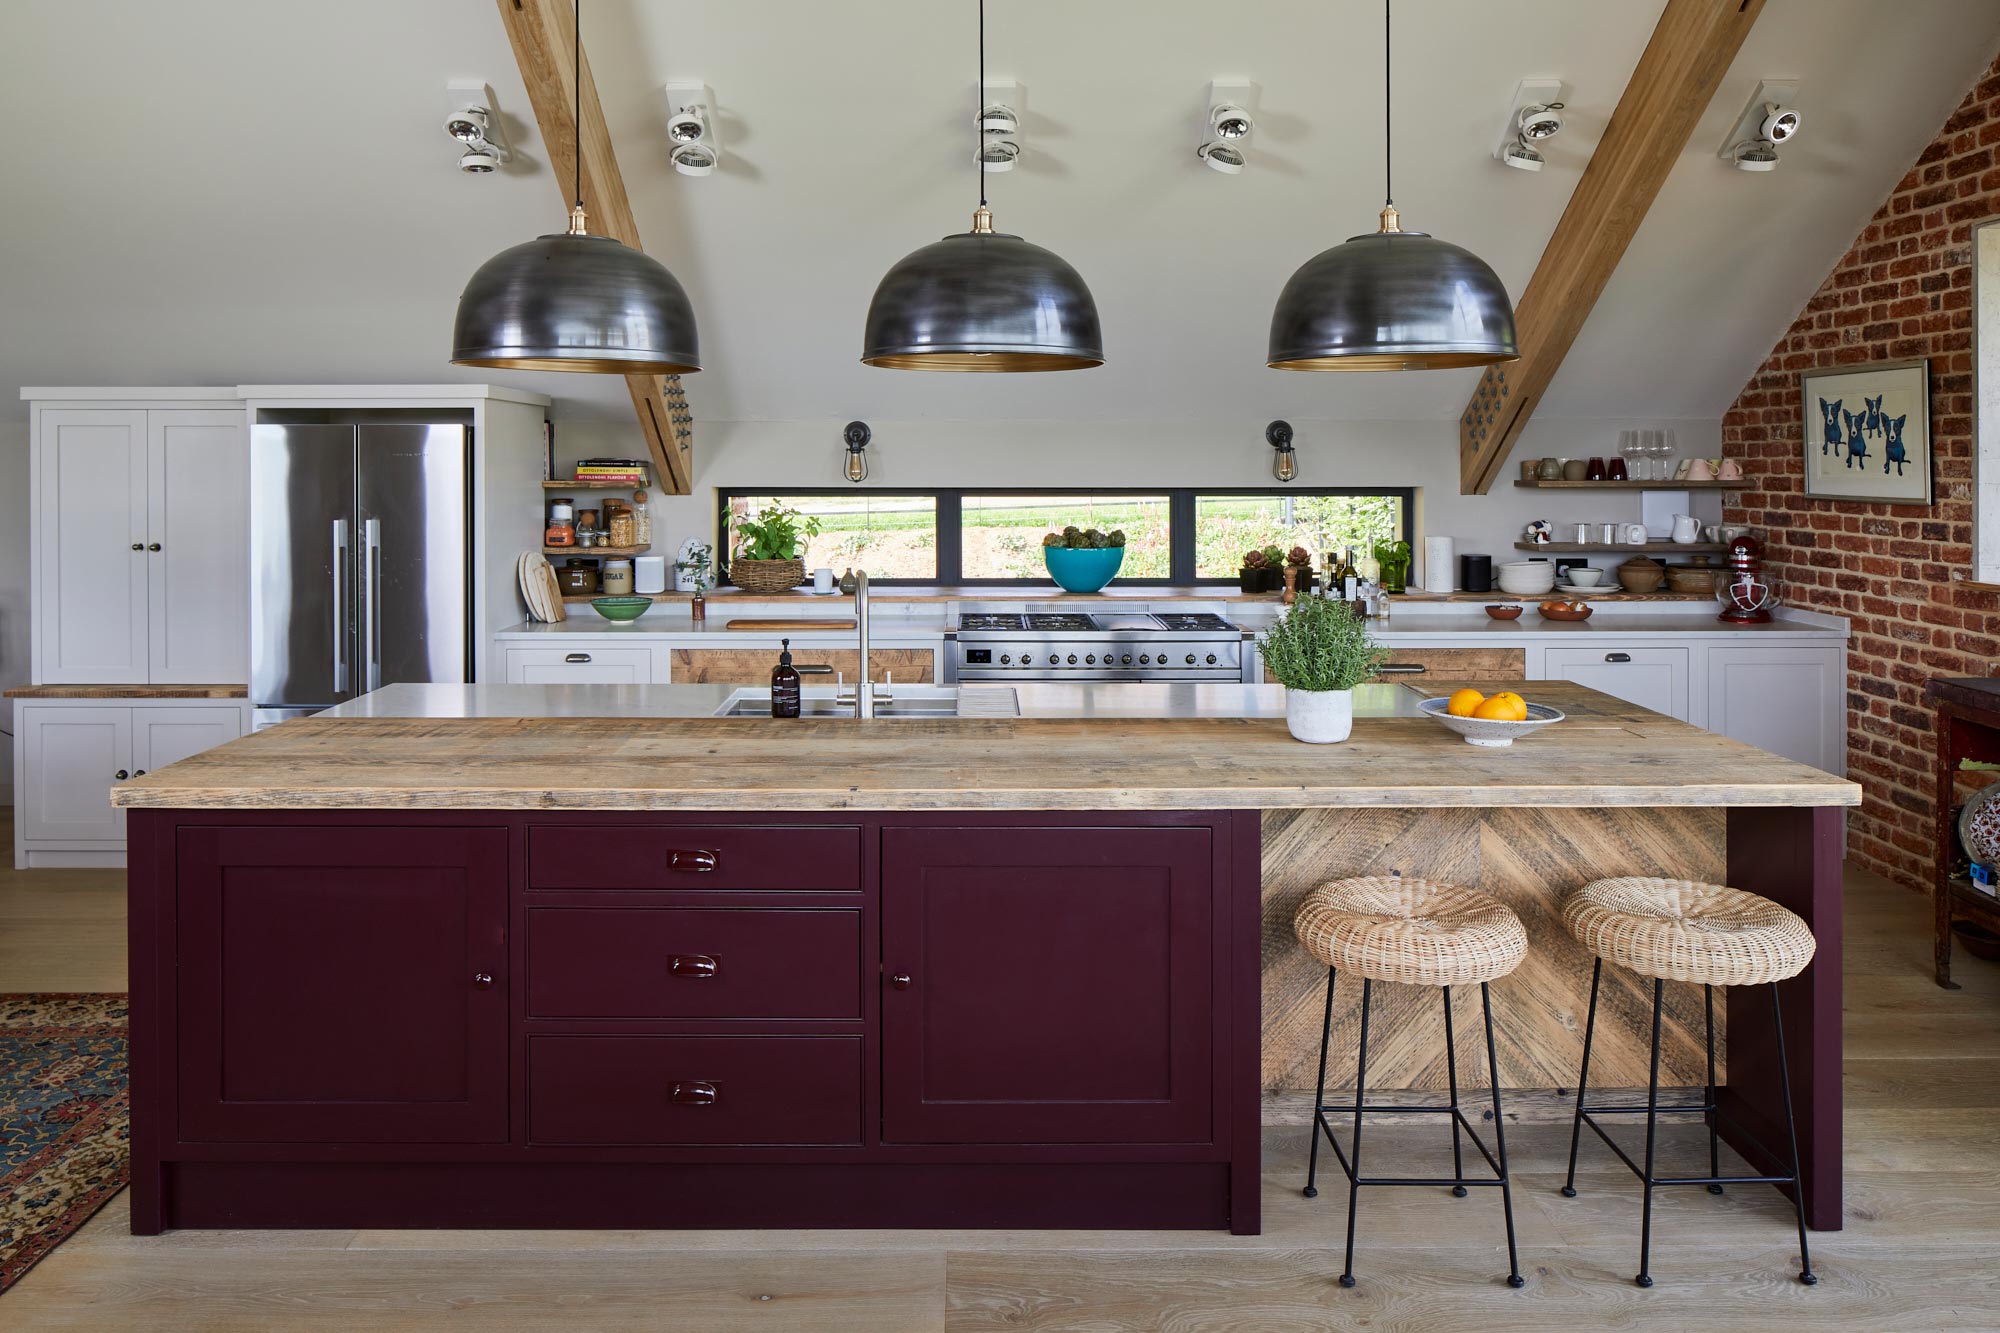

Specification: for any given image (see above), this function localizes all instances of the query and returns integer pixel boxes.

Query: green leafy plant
[1042,526,1128,549]
[674,541,714,592]
[1257,595,1390,693]
[734,503,821,561]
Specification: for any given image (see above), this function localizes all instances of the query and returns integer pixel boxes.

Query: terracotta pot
[1617,557,1665,593]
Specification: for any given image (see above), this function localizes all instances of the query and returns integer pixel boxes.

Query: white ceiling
[4,0,1997,428]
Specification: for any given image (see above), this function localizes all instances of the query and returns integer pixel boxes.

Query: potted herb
[1258,594,1390,743]
[1040,526,1127,593]
[730,503,821,592]
[1373,539,1412,595]
[1239,549,1271,594]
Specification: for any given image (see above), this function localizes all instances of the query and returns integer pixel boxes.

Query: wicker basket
[729,557,805,592]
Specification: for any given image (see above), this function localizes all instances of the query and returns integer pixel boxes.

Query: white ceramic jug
[1671,513,1701,544]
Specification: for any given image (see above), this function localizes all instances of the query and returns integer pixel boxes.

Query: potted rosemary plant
[1257,594,1390,743]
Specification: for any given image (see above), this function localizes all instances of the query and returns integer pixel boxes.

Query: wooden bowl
[1538,600,1594,622]
[1484,604,1524,620]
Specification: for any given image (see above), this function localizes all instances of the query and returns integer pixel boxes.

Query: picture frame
[1799,358,1932,504]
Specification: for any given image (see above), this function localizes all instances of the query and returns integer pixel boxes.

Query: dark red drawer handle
[667,849,720,873]
[669,953,719,979]
[670,1080,718,1106]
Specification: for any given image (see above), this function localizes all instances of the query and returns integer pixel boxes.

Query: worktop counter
[114,681,1858,812]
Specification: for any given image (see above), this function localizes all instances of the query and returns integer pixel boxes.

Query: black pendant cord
[977,0,987,208]
[1383,0,1393,209]
[573,0,583,211]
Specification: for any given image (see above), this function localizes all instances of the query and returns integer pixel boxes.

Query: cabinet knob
[668,953,719,979]
[134,770,146,777]
[113,770,129,781]
[667,848,719,873]
[472,972,494,989]
[130,543,143,552]
[670,1079,718,1106]
[888,973,913,990]
[148,543,162,552]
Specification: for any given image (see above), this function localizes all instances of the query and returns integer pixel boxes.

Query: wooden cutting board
[720,618,858,631]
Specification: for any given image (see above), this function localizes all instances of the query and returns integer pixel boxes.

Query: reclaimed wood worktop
[112,682,1859,811]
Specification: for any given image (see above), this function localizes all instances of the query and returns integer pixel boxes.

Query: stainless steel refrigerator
[250,424,471,726]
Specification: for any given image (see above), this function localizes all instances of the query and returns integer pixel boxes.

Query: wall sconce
[843,420,871,482]
[1267,420,1296,482]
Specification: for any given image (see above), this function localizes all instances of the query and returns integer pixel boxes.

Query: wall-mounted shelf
[559,591,690,604]
[1512,479,1732,490]
[543,479,648,491]
[543,545,651,558]
[1514,542,1727,555]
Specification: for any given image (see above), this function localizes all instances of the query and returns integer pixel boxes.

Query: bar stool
[1558,876,1818,1288]
[1294,875,1529,1289]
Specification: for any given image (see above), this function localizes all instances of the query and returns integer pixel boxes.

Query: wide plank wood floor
[3,810,1996,1331]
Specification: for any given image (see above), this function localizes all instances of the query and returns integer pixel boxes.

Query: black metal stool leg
[1303,966,1336,1199]
[1561,957,1603,1198]
[1704,983,1724,1195]
[1482,981,1526,1288]
[1338,978,1372,1289]
[1443,986,1468,1198]
[1635,977,1665,1288]
[1770,982,1818,1286]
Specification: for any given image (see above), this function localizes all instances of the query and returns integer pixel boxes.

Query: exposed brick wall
[1722,55,2000,893]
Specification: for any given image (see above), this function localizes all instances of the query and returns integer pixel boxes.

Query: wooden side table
[1924,677,2000,988]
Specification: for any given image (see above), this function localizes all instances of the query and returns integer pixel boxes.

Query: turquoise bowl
[1043,545,1125,593]
[589,596,654,622]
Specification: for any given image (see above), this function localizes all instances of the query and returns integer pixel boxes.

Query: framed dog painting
[1799,358,1932,504]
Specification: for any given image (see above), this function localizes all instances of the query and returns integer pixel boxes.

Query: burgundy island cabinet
[114,683,1858,1235]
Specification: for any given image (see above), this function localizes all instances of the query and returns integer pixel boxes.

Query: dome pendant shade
[1268,214,1517,372]
[452,218,700,374]
[862,209,1103,371]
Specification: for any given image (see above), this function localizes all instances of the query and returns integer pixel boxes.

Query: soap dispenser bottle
[771,638,802,718]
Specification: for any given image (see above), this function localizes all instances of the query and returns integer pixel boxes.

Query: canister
[601,558,634,595]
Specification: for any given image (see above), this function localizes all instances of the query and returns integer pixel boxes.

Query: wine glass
[1659,428,1678,481]
[1618,430,1639,481]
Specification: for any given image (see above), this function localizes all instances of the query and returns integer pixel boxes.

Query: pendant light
[861,0,1102,371]
[451,0,699,373]
[1268,0,1515,371]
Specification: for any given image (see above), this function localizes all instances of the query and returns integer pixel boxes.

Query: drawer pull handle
[670,1080,718,1107]
[1605,652,1632,664]
[668,849,719,873]
[669,953,719,979]
[889,973,913,990]
[114,770,130,781]
[1379,663,1427,674]
[564,653,593,664]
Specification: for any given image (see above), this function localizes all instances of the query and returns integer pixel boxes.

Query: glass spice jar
[630,490,653,546]
[575,509,600,548]
[545,498,577,548]
[606,503,636,549]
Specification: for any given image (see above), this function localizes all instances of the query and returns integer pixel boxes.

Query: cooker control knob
[1185,653,1197,665]
[1067,654,1078,665]
[1139,654,1150,665]
[1206,654,1217,665]
[1085,654,1096,665]
[1000,654,1011,665]
[1121,654,1133,664]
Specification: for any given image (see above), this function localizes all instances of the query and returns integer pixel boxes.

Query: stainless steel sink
[712,686,1018,719]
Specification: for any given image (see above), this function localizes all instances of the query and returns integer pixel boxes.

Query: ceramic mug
[1684,458,1715,482]
[1538,457,1565,480]
[1624,523,1650,545]
[1562,459,1590,481]
[1520,459,1542,481]
[1716,458,1744,481]
[812,567,835,594]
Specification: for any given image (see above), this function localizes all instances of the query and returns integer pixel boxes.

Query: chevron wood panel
[1260,807,1727,1095]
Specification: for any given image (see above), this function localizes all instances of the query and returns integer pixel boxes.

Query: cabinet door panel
[1540,646,1691,721]
[670,647,934,684]
[882,826,1214,1145]
[147,410,249,684]
[131,705,243,780]
[1705,646,1843,773]
[19,706,129,843]
[37,410,149,683]
[176,826,508,1143]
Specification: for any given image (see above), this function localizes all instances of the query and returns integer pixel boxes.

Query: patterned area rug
[0,994,129,1294]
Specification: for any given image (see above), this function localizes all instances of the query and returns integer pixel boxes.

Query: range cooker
[947,611,1256,682]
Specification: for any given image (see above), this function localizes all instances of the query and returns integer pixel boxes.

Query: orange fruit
[1445,688,1487,718]
[1474,691,1530,722]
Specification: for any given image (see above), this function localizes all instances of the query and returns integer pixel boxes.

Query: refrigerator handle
[330,519,349,694]
[362,517,382,693]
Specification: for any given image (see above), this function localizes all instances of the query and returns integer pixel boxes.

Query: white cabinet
[1539,646,1693,722]
[503,644,662,684]
[32,403,248,685]
[1704,645,1845,774]
[12,698,247,868]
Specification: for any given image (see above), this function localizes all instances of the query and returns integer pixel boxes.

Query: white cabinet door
[504,646,656,684]
[147,411,249,684]
[1540,646,1693,721]
[19,705,130,842]
[37,410,149,683]
[131,705,245,780]
[1705,645,1845,774]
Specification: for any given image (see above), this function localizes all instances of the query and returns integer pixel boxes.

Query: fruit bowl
[1538,600,1593,622]
[1418,696,1566,747]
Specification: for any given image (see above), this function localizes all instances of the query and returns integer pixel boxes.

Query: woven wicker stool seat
[1294,876,1527,987]
[1562,877,1815,987]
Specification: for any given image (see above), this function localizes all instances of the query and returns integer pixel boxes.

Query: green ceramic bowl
[589,596,653,622]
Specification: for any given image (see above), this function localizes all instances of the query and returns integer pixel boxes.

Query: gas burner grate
[1026,614,1099,631]
[1153,613,1235,631]
[958,614,1028,631]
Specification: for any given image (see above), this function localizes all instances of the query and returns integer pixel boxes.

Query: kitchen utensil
[1418,696,1566,748]
[1684,458,1716,482]
[601,558,634,595]
[588,595,653,622]
[1044,545,1125,593]
[1538,600,1593,622]
[1586,457,1607,481]
[1571,522,1592,543]
[1617,556,1666,593]
[1606,457,1629,481]
[1671,513,1702,544]
[1599,523,1619,544]
[1718,525,1750,544]
[1537,457,1564,480]
[1716,458,1745,481]
[1624,523,1650,545]
[537,559,566,622]
[555,557,598,597]
[1496,562,1557,596]
[1566,568,1604,586]
[1520,459,1541,480]
[1459,553,1493,592]
[1666,567,1718,594]
[721,618,860,632]
[1557,583,1608,598]
[1484,604,1524,620]
[1563,458,1590,481]
[1960,782,2000,865]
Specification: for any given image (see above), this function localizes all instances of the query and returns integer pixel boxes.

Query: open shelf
[559,591,689,604]
[1512,479,1733,490]
[543,545,651,558]
[1514,542,1727,555]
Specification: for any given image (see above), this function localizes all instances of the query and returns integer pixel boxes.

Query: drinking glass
[1658,429,1678,481]
[1618,430,1639,481]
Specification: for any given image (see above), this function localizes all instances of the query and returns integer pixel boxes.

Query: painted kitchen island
[113,681,1858,1236]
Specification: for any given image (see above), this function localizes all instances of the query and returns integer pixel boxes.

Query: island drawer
[528,907,861,1019]
[528,1035,863,1145]
[528,824,862,891]
[1265,647,1525,683]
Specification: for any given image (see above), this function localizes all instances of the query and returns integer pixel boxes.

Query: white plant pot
[1285,687,1354,744]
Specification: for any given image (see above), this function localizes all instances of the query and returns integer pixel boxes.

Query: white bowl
[1497,570,1558,596]
[1566,569,1604,587]
[1418,696,1567,747]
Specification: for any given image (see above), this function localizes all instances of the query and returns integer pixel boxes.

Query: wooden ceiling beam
[1457,0,1763,494]
[493,0,693,495]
